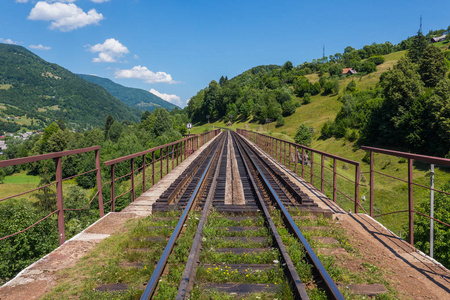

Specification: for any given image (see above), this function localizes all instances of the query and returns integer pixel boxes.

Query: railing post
[408,158,414,245]
[111,164,115,212]
[166,146,169,175]
[131,158,135,202]
[160,148,163,179]
[275,139,278,162]
[301,148,305,178]
[333,159,337,202]
[95,149,104,217]
[321,154,325,193]
[369,151,374,217]
[54,156,65,245]
[176,142,179,166]
[171,145,175,170]
[289,144,292,170]
[284,141,287,166]
[310,151,314,185]
[142,154,146,193]
[355,164,360,214]
[152,151,155,186]
[294,146,298,174]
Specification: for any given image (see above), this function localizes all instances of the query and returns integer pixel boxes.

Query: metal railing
[237,129,362,213]
[0,129,220,248]
[0,146,103,245]
[361,146,450,245]
[103,129,221,212]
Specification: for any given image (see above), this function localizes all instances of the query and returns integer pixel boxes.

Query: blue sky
[1,1,449,108]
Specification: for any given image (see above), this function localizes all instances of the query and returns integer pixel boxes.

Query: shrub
[347,129,359,142]
[282,100,297,116]
[322,81,334,95]
[294,124,312,146]
[361,61,377,73]
[368,55,385,65]
[345,80,357,93]
[303,93,312,104]
[276,116,285,127]
[320,122,332,139]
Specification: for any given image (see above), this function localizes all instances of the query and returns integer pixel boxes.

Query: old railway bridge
[0,129,449,299]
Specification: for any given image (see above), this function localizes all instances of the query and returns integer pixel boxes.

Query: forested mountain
[77,74,179,112]
[0,43,141,131]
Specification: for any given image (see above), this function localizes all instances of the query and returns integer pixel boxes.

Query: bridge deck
[1,133,449,299]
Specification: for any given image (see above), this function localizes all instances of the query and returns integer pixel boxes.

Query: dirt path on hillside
[337,213,450,299]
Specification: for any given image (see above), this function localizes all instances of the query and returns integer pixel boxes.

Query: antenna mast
[419,15,422,33]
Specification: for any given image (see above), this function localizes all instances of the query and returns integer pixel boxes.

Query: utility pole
[430,164,435,258]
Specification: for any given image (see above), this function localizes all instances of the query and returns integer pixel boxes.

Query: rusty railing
[0,146,103,245]
[361,146,450,245]
[103,129,221,211]
[237,129,361,213]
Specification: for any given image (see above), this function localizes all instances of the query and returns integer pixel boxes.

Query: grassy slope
[195,49,450,235]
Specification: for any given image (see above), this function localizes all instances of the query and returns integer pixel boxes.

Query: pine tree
[419,45,447,87]
[408,30,428,63]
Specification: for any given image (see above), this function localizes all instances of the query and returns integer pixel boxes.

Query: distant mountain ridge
[77,74,179,112]
[0,43,141,130]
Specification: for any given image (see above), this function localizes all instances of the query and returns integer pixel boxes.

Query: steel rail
[235,133,345,300]
[233,132,310,299]
[175,132,226,300]
[140,132,224,300]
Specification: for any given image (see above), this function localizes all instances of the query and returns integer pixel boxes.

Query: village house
[431,34,447,43]
[342,68,357,75]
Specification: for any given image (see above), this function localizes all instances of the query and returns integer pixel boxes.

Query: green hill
[187,32,450,245]
[77,74,179,112]
[0,43,141,131]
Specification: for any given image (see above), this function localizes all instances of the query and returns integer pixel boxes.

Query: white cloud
[90,0,110,3]
[115,65,177,84]
[88,38,129,63]
[15,0,29,3]
[28,2,104,32]
[0,38,19,45]
[29,44,52,50]
[150,89,182,106]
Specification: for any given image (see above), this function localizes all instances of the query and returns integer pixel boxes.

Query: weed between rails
[283,208,400,299]
[196,265,284,284]
[42,209,196,300]
[192,211,292,299]
[152,211,201,300]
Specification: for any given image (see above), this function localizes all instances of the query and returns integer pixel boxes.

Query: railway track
[143,131,343,299]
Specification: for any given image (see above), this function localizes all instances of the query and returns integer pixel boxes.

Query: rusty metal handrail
[361,146,450,167]
[361,145,450,246]
[237,129,361,212]
[0,146,104,246]
[104,130,221,212]
[0,146,100,167]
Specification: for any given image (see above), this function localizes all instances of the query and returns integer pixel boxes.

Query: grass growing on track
[193,211,293,299]
[42,209,202,300]
[284,208,400,299]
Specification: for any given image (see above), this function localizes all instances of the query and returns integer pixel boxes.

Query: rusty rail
[237,129,361,213]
